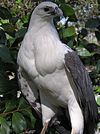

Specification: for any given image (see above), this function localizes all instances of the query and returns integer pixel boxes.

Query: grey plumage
[65,52,98,134]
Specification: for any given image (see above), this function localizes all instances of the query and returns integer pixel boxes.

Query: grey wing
[17,67,41,118]
[64,51,98,134]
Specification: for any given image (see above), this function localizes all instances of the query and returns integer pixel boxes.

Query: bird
[17,1,98,134]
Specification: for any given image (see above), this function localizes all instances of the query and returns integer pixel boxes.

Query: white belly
[36,68,84,132]
[34,68,75,107]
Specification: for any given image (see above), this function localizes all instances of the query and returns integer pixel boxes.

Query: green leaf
[10,50,18,61]
[0,45,13,63]
[19,98,36,128]
[95,86,100,93]
[22,14,30,24]
[2,23,16,37]
[21,109,36,128]
[9,17,19,25]
[76,46,95,57]
[62,26,76,38]
[0,29,7,45]
[4,99,17,112]
[18,97,29,109]
[0,6,12,19]
[15,28,27,39]
[12,112,27,133]
[0,117,10,134]
[0,128,6,134]
[85,18,100,28]
[97,96,100,106]
[26,110,36,127]
[61,4,75,17]
[16,0,23,4]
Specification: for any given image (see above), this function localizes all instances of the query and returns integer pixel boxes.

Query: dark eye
[44,7,50,12]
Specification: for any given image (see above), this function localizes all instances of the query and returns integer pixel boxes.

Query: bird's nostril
[55,7,58,10]
[55,7,59,13]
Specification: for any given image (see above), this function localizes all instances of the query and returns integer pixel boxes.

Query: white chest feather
[33,27,72,76]
[35,39,64,75]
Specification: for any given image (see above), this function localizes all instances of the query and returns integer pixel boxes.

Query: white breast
[34,33,72,76]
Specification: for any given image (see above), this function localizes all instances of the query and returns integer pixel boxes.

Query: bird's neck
[28,15,57,34]
[28,15,60,47]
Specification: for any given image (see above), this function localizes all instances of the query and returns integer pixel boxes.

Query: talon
[40,122,49,134]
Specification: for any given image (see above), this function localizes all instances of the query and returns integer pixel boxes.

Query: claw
[40,122,49,134]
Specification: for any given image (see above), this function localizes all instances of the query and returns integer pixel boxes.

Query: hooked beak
[54,7,63,17]
[49,7,63,17]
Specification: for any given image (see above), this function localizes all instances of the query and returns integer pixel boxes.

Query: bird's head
[33,2,63,19]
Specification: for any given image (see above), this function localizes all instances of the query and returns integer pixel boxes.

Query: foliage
[0,0,100,133]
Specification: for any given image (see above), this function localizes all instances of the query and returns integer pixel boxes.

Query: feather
[17,2,98,134]
[65,51,98,134]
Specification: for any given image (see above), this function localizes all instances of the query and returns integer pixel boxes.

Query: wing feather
[64,51,98,134]
[17,67,41,118]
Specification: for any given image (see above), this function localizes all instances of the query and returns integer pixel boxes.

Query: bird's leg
[71,128,76,134]
[67,96,84,134]
[40,121,49,134]
[39,91,57,134]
